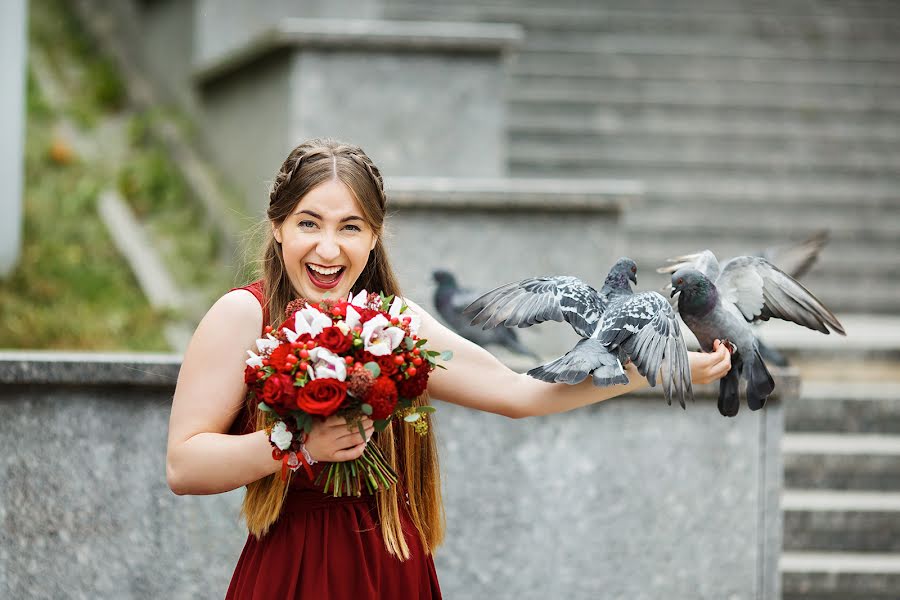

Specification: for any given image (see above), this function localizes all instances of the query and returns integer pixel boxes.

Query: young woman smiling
[165,138,732,599]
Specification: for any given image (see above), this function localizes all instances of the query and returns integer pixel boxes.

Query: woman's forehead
[292,180,362,217]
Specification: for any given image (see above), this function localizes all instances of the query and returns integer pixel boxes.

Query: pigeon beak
[670,288,678,298]
[629,273,637,285]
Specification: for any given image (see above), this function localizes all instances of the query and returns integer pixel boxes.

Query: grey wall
[0,0,26,278]
[0,353,789,599]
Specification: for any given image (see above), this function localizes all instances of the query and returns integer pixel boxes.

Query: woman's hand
[688,340,733,385]
[303,416,374,462]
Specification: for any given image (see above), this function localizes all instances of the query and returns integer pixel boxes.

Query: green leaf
[440,350,454,361]
[357,421,367,442]
[404,337,415,351]
[416,406,436,414]
[374,419,390,432]
[257,402,273,413]
[415,338,427,347]
[404,413,421,422]
[398,398,413,409]
[360,403,373,416]
[364,361,381,378]
[426,350,440,357]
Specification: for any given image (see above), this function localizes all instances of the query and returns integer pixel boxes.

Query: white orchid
[270,421,293,451]
[288,304,333,339]
[388,296,421,336]
[245,350,263,368]
[361,314,405,356]
[344,305,362,330]
[308,346,347,381]
[256,333,281,354]
[349,289,369,308]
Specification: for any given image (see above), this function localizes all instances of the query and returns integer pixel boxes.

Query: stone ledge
[194,18,525,86]
[385,176,641,212]
[0,351,181,387]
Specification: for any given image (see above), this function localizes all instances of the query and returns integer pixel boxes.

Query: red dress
[225,280,442,599]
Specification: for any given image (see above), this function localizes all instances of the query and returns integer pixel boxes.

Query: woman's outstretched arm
[407,299,732,419]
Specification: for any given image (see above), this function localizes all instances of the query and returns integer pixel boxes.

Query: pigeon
[432,270,540,360]
[463,258,693,408]
[657,230,830,367]
[670,253,845,417]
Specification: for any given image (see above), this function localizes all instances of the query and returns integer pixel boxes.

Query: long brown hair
[240,138,444,558]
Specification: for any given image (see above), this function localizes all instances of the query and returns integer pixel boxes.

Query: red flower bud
[344,356,354,364]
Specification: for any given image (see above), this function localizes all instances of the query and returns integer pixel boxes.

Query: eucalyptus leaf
[361,403,373,416]
[257,402,273,413]
[416,406,436,414]
[404,337,415,351]
[374,419,390,432]
[364,361,381,378]
[404,413,421,422]
[440,350,454,361]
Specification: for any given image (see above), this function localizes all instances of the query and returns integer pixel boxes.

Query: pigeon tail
[745,347,775,411]
[757,339,789,368]
[591,361,629,386]
[718,363,741,417]
[527,338,622,386]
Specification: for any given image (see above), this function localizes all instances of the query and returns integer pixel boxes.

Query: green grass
[0,0,244,350]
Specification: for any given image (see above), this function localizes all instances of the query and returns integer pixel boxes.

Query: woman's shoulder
[197,282,265,340]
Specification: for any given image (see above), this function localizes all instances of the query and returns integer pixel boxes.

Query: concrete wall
[0,352,791,599]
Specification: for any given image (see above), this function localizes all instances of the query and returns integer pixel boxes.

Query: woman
[166,138,732,599]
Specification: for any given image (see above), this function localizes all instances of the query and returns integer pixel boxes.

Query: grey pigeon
[463,258,693,408]
[657,230,830,367]
[670,254,845,417]
[432,270,539,360]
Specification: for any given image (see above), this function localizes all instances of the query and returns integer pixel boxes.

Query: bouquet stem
[317,441,398,497]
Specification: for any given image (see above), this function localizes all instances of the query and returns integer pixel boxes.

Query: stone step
[389,2,900,40]
[786,385,900,434]
[781,552,900,600]
[785,454,900,491]
[508,110,900,145]
[782,490,900,552]
[513,51,900,86]
[510,82,900,115]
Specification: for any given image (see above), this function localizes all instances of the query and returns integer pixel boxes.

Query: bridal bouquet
[243,290,450,497]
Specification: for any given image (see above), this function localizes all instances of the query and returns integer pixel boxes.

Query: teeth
[308,264,343,275]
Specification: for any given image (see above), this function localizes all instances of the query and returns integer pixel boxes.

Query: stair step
[785,510,900,553]
[782,490,900,511]
[785,385,900,434]
[781,552,900,600]
[784,434,900,456]
[785,454,900,491]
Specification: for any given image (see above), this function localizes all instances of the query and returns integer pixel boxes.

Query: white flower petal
[406,312,421,336]
[388,296,404,318]
[308,347,347,381]
[245,350,263,368]
[301,306,333,338]
[283,327,300,343]
[351,290,369,307]
[344,305,361,330]
[270,421,293,450]
[384,326,405,351]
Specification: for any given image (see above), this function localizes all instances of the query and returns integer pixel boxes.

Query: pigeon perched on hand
[463,258,693,408]
[432,270,539,360]
[657,230,830,367]
[670,253,845,417]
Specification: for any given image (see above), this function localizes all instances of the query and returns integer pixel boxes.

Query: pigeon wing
[716,256,845,335]
[463,276,607,339]
[759,229,829,280]
[656,249,721,281]
[598,292,693,408]
[527,337,627,386]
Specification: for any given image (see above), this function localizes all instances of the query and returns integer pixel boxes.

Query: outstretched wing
[598,292,693,408]
[463,276,607,339]
[715,256,845,335]
[656,249,721,281]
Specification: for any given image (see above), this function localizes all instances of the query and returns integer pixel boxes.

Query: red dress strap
[229,279,270,335]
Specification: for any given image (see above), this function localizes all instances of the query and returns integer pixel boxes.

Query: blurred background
[1,0,898,598]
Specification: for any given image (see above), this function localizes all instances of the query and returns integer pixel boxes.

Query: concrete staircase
[386,0,900,314]
[781,383,900,599]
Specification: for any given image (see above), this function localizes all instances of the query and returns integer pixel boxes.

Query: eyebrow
[293,209,363,223]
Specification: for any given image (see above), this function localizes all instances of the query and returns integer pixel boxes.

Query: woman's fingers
[331,440,368,462]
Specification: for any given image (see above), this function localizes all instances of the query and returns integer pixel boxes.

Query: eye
[298,220,317,229]
[677,278,683,285]
[631,266,637,273]
[343,223,362,232]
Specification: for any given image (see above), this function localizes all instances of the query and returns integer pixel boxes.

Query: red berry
[271,448,283,460]
[406,367,417,377]
[390,316,400,325]
[332,307,342,316]
[256,371,266,379]
[264,325,273,333]
[393,355,405,365]
[286,354,298,364]
[403,316,411,324]
[298,363,308,372]
[345,356,354,364]
[291,342,302,349]
[299,349,309,359]
[412,347,421,355]
[413,357,423,366]
[262,359,270,366]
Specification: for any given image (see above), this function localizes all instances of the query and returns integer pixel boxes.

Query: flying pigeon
[463,258,693,408]
[670,253,845,417]
[657,230,830,367]
[432,269,540,360]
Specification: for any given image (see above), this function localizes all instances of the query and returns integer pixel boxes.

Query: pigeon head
[605,257,638,288]
[432,269,458,288]
[670,268,717,313]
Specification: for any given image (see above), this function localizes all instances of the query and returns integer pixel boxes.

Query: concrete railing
[0,351,794,599]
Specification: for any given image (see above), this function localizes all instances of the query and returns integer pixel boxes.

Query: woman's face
[273,179,378,302]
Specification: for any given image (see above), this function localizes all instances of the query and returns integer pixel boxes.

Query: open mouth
[305,263,346,289]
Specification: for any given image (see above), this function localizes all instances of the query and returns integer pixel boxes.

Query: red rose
[243,365,258,385]
[317,326,352,354]
[267,343,295,373]
[358,351,399,377]
[261,373,297,410]
[365,376,398,419]
[397,364,430,398]
[297,378,348,416]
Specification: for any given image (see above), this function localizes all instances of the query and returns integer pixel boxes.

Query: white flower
[350,289,369,308]
[388,296,421,336]
[361,314,405,356]
[308,346,347,381]
[335,320,350,335]
[270,421,293,451]
[405,312,421,336]
[290,304,332,338]
[245,350,263,368]
[256,333,280,354]
[344,305,362,330]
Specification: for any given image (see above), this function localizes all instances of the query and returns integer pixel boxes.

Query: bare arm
[407,299,732,419]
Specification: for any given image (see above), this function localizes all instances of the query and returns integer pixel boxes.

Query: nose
[315,231,341,262]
